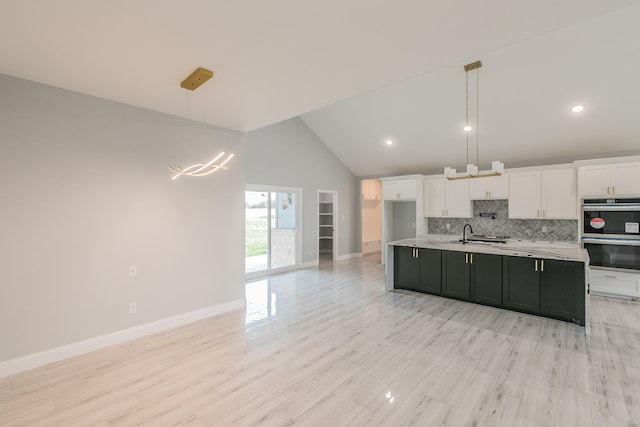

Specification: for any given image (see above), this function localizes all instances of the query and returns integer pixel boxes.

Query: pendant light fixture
[168,67,234,179]
[444,60,504,180]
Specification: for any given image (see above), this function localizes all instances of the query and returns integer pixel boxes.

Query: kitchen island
[386,236,590,332]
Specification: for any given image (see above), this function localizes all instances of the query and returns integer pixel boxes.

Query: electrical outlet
[128,265,138,277]
[446,223,451,230]
[542,226,548,232]
[129,302,137,314]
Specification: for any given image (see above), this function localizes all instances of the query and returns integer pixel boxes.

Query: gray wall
[427,200,579,241]
[246,118,357,262]
[392,202,417,241]
[0,74,246,362]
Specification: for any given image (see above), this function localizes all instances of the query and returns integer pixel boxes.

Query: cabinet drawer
[590,269,640,298]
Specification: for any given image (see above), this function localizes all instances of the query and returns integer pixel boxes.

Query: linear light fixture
[444,60,504,180]
[168,152,234,180]
[169,67,235,180]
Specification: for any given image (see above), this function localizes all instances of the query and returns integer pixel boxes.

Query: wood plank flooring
[1,254,639,426]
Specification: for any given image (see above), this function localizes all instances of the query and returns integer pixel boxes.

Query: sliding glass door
[245,187,299,276]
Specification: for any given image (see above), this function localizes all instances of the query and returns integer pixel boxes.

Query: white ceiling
[1,1,640,176]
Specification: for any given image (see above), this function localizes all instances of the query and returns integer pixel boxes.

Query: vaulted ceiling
[2,1,640,176]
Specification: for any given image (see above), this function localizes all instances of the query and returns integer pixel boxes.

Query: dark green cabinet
[503,256,541,313]
[503,256,585,325]
[394,246,442,295]
[540,259,585,325]
[471,253,503,306]
[394,246,585,326]
[395,246,420,291]
[442,251,470,300]
[418,248,442,294]
[442,251,502,304]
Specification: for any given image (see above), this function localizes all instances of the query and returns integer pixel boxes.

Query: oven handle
[582,205,640,211]
[582,238,640,246]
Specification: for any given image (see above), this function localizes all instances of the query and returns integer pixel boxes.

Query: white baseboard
[299,260,319,269]
[336,252,363,261]
[0,298,246,379]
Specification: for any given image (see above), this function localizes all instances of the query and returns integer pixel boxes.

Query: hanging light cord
[465,69,469,166]
[476,67,480,169]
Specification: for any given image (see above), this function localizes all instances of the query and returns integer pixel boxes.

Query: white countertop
[388,235,589,264]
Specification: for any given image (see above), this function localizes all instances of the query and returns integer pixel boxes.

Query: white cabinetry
[509,169,576,219]
[469,175,508,199]
[382,179,417,200]
[590,268,640,299]
[578,162,640,197]
[381,176,424,265]
[424,177,471,218]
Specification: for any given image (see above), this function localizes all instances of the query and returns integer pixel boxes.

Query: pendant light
[168,67,234,180]
[444,60,503,180]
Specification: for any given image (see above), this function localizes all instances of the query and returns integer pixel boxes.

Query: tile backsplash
[426,200,578,241]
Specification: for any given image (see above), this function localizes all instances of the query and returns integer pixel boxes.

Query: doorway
[245,186,300,277]
[361,179,382,263]
[318,190,338,263]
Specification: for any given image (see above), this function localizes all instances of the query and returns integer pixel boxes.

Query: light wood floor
[1,255,639,426]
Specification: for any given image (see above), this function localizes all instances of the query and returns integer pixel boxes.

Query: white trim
[0,299,245,378]
[245,185,302,275]
[336,252,363,261]
[318,189,339,261]
[299,260,319,269]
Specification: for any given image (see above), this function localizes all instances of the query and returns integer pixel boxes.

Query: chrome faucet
[462,223,474,244]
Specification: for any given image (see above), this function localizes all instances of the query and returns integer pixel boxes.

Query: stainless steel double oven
[582,198,640,272]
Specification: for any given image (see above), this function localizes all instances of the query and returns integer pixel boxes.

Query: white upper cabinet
[446,179,472,218]
[509,169,576,219]
[424,177,445,217]
[382,179,417,200]
[508,172,541,218]
[469,174,509,200]
[578,162,640,197]
[541,169,577,219]
[423,177,471,218]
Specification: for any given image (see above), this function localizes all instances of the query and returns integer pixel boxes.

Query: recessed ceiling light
[386,139,393,145]
[571,105,584,113]
[463,125,472,132]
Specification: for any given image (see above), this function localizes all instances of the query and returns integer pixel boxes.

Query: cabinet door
[396,180,417,200]
[445,179,471,218]
[417,248,442,295]
[382,181,399,200]
[442,251,470,300]
[469,179,488,200]
[361,180,371,200]
[394,246,420,291]
[502,256,540,313]
[578,165,610,196]
[424,178,445,217]
[471,253,502,305]
[487,175,509,198]
[612,163,640,195]
[540,260,585,325]
[541,169,577,219]
[469,175,508,199]
[508,172,541,219]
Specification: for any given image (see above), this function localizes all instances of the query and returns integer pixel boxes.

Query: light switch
[128,265,138,277]
[129,302,137,314]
